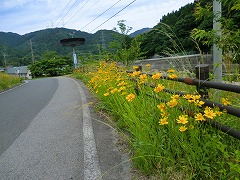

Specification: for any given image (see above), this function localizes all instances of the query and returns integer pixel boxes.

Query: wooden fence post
[195,64,209,98]
[137,66,142,71]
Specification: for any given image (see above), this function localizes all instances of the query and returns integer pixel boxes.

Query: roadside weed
[73,61,240,179]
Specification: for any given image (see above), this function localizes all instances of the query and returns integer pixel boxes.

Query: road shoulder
[73,78,132,180]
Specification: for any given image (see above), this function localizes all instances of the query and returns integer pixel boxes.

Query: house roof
[6,66,29,74]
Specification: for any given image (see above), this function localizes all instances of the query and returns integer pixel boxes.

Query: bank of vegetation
[0,73,22,92]
[70,0,240,179]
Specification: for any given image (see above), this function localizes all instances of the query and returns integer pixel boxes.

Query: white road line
[71,78,102,180]
[0,81,27,95]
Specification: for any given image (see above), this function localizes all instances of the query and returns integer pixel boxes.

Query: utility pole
[2,48,9,68]
[3,52,9,68]
[101,31,106,50]
[29,39,34,63]
[213,0,222,82]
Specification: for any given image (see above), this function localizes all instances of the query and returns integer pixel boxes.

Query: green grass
[0,73,22,91]
[72,61,240,179]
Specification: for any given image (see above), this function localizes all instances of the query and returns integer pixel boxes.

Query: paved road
[0,77,131,180]
[0,78,58,155]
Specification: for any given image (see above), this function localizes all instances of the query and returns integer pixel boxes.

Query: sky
[0,0,195,35]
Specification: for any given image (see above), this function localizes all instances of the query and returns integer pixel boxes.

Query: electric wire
[78,0,137,48]
[55,0,80,27]
[80,0,122,31]
[46,0,137,55]
[52,0,74,26]
[68,0,101,28]
[90,0,137,32]
[64,0,91,26]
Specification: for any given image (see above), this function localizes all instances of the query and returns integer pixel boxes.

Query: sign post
[60,38,85,69]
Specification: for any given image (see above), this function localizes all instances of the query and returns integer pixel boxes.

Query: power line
[80,0,122,31]
[80,0,137,48]
[64,0,91,26]
[90,0,137,32]
[68,0,101,28]
[55,0,80,27]
[52,0,74,26]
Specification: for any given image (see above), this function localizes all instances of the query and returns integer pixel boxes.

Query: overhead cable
[90,0,137,32]
[52,0,74,26]
[64,0,91,26]
[80,0,122,31]
[55,0,80,27]
[68,0,101,28]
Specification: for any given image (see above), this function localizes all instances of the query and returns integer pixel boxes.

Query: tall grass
[73,61,240,179]
[0,73,22,91]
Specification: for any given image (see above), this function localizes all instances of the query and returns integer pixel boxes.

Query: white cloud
[0,0,195,35]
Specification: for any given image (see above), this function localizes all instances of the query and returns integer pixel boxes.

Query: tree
[139,2,199,58]
[191,0,240,64]
[28,51,72,78]
[109,20,143,66]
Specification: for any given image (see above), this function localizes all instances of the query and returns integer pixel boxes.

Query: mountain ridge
[0,27,149,66]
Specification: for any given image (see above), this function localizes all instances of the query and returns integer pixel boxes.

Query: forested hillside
[0,28,120,67]
[1,0,240,66]
[138,0,240,62]
[138,2,208,57]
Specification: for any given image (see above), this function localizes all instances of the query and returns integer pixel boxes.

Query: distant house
[6,66,32,79]
[0,68,5,72]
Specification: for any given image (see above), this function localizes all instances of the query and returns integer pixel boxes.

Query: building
[0,68,5,72]
[6,66,32,79]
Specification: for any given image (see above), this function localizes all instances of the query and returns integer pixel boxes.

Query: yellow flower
[159,117,168,125]
[111,88,118,94]
[146,64,151,67]
[104,92,110,96]
[140,74,147,80]
[154,84,165,93]
[192,95,201,100]
[168,74,178,79]
[179,126,187,132]
[188,99,195,103]
[132,71,141,77]
[171,94,180,100]
[117,81,128,87]
[194,100,205,107]
[126,93,136,102]
[167,99,178,108]
[183,94,192,100]
[221,98,231,106]
[118,86,126,92]
[194,113,205,121]
[152,73,162,80]
[167,69,175,73]
[161,111,169,117]
[121,92,127,96]
[116,78,122,82]
[204,106,216,119]
[157,103,166,112]
[133,66,139,70]
[177,115,188,124]
[93,85,98,89]
[215,111,223,116]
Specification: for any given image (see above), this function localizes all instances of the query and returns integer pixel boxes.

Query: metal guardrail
[127,64,240,140]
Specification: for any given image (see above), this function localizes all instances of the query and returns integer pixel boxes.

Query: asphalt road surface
[0,77,131,180]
